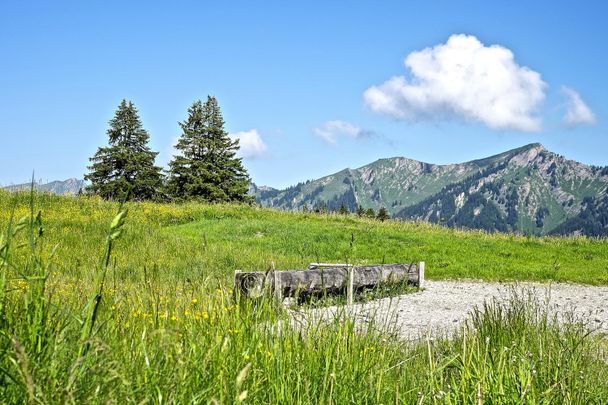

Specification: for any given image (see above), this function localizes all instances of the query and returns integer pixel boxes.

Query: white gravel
[290,280,608,340]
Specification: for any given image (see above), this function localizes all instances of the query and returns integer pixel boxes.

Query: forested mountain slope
[255,144,608,236]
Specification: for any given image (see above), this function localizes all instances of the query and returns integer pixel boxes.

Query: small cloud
[166,130,267,162]
[314,120,377,144]
[161,135,181,166]
[562,86,596,126]
[364,34,546,132]
[230,129,267,159]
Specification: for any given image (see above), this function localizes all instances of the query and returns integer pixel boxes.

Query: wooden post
[233,270,241,301]
[347,266,355,306]
[418,261,425,289]
[272,261,283,302]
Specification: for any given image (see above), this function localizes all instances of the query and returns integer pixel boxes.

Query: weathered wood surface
[308,263,352,269]
[234,263,423,300]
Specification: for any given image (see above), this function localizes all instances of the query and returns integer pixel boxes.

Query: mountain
[2,178,85,195]
[255,144,608,236]
[549,194,608,237]
[249,183,279,200]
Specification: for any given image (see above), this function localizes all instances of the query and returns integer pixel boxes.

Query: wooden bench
[234,262,424,305]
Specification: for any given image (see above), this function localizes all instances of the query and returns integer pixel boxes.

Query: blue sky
[1,1,606,188]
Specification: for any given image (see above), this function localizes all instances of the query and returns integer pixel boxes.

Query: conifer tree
[365,208,376,218]
[85,100,162,200]
[356,204,365,217]
[339,202,349,215]
[314,201,328,214]
[167,96,251,202]
[376,207,390,222]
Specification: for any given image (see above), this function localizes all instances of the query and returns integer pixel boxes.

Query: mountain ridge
[255,143,608,236]
[2,178,85,195]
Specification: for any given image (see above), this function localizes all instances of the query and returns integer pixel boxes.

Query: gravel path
[291,280,608,340]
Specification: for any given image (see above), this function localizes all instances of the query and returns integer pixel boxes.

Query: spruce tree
[365,208,376,218]
[339,202,349,215]
[167,96,251,202]
[314,201,328,214]
[376,207,390,222]
[356,204,365,217]
[85,100,163,201]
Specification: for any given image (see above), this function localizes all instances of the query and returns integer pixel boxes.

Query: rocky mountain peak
[509,143,548,167]
[253,143,608,236]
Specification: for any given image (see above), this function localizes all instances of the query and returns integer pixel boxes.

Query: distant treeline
[301,201,390,222]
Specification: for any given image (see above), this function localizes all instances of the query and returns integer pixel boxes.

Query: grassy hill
[1,191,607,402]
[1,190,607,285]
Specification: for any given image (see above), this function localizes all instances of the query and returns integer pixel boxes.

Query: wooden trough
[234,262,425,305]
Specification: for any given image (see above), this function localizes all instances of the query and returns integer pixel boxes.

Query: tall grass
[0,191,607,402]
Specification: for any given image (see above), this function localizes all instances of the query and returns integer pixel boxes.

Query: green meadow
[2,191,607,286]
[1,190,608,403]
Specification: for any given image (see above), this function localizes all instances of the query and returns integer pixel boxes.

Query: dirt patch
[291,280,608,340]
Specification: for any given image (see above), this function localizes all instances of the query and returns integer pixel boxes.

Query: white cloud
[230,129,267,159]
[364,34,546,132]
[314,120,375,144]
[562,86,596,126]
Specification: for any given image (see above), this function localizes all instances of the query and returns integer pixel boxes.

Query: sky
[1,1,607,188]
